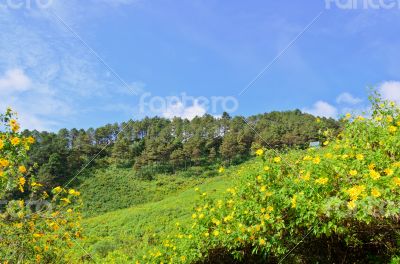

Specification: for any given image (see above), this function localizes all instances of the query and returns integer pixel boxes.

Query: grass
[70,166,236,262]
[79,167,211,217]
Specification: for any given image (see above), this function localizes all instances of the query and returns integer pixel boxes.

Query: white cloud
[303,101,338,118]
[379,81,400,103]
[162,100,207,120]
[336,92,362,105]
[0,69,31,93]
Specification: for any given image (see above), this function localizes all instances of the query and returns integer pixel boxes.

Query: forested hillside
[23,111,339,187]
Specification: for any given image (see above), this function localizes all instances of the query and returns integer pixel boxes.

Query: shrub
[0,109,82,263]
[142,95,400,263]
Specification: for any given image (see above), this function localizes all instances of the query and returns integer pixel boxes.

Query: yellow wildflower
[18,165,27,174]
[11,137,20,146]
[371,188,381,198]
[0,159,10,167]
[393,177,400,187]
[349,170,358,176]
[356,154,364,161]
[0,139,3,149]
[53,186,63,193]
[259,238,266,246]
[27,136,35,144]
[388,126,397,133]
[347,200,357,210]
[273,157,281,163]
[213,230,219,237]
[291,195,297,208]
[315,177,328,185]
[384,168,394,176]
[256,149,264,156]
[313,157,321,164]
[369,170,381,180]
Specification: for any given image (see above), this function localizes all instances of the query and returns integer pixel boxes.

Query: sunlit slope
[73,171,234,262]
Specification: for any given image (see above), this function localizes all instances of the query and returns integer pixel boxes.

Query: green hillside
[70,166,236,262]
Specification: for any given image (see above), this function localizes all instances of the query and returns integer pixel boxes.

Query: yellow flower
[313,157,321,164]
[263,166,270,171]
[349,170,358,176]
[301,172,311,181]
[346,185,366,200]
[347,200,356,210]
[31,182,43,188]
[19,177,26,186]
[369,170,381,180]
[213,230,219,237]
[10,119,20,132]
[18,165,27,174]
[204,232,209,237]
[260,185,267,192]
[371,188,381,198]
[315,177,328,185]
[60,198,71,204]
[384,168,394,176]
[53,186,63,193]
[259,238,266,246]
[218,167,225,173]
[356,154,364,161]
[0,139,3,149]
[0,159,10,167]
[267,206,274,212]
[11,137,20,146]
[345,113,352,119]
[387,115,394,123]
[27,136,35,144]
[180,256,187,262]
[273,157,281,163]
[388,126,397,133]
[256,149,264,156]
[291,195,297,208]
[393,177,400,187]
[191,213,197,219]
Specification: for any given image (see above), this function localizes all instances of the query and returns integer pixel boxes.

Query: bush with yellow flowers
[142,94,400,263]
[0,108,82,263]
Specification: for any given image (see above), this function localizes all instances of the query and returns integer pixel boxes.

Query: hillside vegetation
[138,96,400,263]
[70,172,232,262]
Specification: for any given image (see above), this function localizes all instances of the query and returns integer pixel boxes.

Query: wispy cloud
[336,92,362,105]
[0,69,31,94]
[303,100,338,118]
[0,2,143,131]
[379,81,400,103]
[162,100,207,120]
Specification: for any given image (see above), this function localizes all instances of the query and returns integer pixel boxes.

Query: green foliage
[0,109,82,263]
[69,174,231,262]
[142,97,400,263]
[25,111,339,188]
[79,167,209,217]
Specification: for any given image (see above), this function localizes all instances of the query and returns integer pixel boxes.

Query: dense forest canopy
[22,110,339,187]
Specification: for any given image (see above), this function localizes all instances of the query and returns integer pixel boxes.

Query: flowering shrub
[0,109,82,263]
[142,96,400,263]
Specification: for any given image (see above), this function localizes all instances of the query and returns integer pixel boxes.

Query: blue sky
[1,0,400,131]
